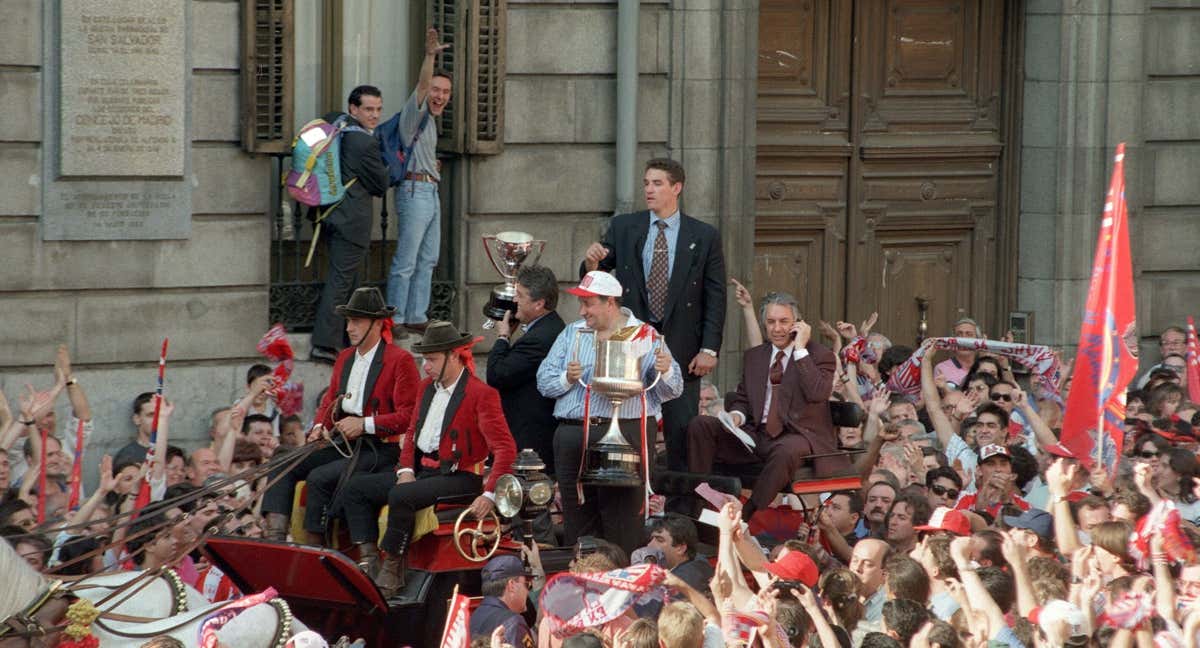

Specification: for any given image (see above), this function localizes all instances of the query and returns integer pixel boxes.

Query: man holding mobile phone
[687,291,848,521]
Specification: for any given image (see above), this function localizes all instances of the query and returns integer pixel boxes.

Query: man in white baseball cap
[535,271,683,554]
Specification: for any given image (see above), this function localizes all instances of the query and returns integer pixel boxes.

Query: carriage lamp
[494,449,554,522]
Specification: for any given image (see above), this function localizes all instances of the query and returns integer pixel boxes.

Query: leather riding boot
[374,554,406,597]
[355,542,380,578]
[264,513,290,542]
[374,532,410,597]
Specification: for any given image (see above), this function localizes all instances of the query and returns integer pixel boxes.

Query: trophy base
[483,289,517,322]
[581,442,643,487]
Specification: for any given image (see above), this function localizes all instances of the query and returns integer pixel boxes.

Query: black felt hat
[410,320,475,353]
[334,287,396,320]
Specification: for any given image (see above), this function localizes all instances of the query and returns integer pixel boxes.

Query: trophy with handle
[581,325,663,486]
[481,231,546,329]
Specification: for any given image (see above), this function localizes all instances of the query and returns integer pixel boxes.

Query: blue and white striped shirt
[537,308,683,420]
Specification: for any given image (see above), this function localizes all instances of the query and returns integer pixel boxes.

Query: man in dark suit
[310,85,390,363]
[341,321,517,596]
[262,287,419,543]
[486,265,565,474]
[581,158,726,471]
[687,292,850,520]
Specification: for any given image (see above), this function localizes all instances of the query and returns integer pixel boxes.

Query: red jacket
[399,373,517,494]
[315,341,420,441]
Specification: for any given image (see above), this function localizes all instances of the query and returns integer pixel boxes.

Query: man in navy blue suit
[580,158,727,471]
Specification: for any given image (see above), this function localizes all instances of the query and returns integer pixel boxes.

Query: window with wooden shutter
[428,0,505,155]
[241,0,295,154]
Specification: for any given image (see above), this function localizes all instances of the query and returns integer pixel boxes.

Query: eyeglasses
[990,392,1014,401]
[929,484,960,500]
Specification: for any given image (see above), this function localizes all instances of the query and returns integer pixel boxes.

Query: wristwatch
[700,348,717,358]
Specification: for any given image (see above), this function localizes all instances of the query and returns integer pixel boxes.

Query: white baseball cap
[566,271,623,298]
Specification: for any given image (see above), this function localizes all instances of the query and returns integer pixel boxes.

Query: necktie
[765,350,786,437]
[647,220,669,321]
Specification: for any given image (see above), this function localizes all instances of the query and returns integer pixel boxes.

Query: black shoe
[403,322,428,334]
[309,346,338,364]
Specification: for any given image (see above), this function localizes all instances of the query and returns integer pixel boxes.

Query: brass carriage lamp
[494,449,554,522]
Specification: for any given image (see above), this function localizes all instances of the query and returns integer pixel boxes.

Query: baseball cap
[481,554,529,584]
[914,507,971,536]
[1003,508,1053,539]
[978,444,1011,463]
[764,549,818,587]
[566,271,623,298]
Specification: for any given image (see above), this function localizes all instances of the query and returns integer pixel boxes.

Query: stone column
[1017,0,1146,353]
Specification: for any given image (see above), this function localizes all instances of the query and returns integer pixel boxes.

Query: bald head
[187,447,221,487]
[850,538,892,595]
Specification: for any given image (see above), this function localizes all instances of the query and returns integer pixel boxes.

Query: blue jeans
[387,180,440,324]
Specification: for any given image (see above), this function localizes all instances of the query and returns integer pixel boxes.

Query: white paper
[300,126,327,148]
[718,410,756,451]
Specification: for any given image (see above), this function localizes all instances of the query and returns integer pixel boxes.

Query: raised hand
[860,312,879,336]
[730,277,752,307]
[868,388,891,419]
[818,320,840,343]
[425,28,450,56]
[835,321,859,340]
[583,242,609,272]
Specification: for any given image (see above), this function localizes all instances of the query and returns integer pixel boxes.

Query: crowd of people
[2,28,1198,648]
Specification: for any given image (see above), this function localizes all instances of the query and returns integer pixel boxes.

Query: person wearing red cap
[764,547,819,588]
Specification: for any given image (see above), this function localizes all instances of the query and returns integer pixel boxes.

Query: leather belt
[556,417,638,426]
[404,172,437,183]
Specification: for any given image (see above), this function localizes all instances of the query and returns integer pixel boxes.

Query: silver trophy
[580,328,662,487]
[481,231,546,329]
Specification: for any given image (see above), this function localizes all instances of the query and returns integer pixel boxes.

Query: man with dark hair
[817,490,864,563]
[884,555,930,604]
[382,28,453,336]
[469,555,535,647]
[884,494,932,554]
[114,392,158,465]
[646,514,713,591]
[925,466,963,509]
[487,264,565,473]
[308,82,390,363]
[882,598,929,644]
[581,157,726,472]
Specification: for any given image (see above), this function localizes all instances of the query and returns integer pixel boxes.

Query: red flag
[439,587,471,648]
[1059,143,1137,473]
[67,418,85,510]
[1186,317,1200,403]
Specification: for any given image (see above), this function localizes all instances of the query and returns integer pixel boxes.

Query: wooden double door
[754,0,1021,346]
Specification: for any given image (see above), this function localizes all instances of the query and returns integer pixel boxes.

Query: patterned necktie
[765,350,786,437]
[647,220,670,321]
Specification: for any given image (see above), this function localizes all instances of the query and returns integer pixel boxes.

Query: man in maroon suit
[262,287,420,543]
[340,321,517,596]
[687,291,849,520]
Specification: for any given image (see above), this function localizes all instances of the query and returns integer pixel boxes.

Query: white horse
[0,537,308,647]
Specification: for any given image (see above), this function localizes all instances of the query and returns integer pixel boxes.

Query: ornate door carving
[755,0,1017,346]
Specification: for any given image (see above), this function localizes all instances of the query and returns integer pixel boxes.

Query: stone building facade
[0,0,1197,490]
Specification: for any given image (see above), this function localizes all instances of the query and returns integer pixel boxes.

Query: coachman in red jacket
[341,321,517,596]
[261,287,419,543]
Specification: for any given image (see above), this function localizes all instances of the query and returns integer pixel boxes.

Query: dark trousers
[687,415,814,513]
[261,438,398,535]
[661,377,700,471]
[312,224,367,351]
[341,469,482,553]
[554,418,646,555]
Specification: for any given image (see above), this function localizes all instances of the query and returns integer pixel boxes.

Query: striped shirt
[536,308,683,420]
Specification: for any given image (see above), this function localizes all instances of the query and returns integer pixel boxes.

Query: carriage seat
[288,482,481,547]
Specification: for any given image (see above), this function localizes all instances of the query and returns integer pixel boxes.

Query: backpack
[376,110,431,187]
[284,115,367,207]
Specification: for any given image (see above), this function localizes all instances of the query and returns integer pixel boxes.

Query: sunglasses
[1138,450,1160,459]
[930,484,960,500]
[990,392,1014,401]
